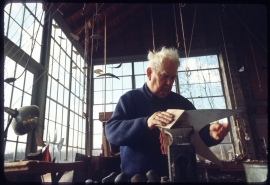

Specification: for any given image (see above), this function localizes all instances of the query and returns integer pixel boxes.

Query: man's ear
[146,67,152,80]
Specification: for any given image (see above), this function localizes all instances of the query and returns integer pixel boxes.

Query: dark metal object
[114,172,129,183]
[130,174,147,182]
[165,126,198,182]
[11,105,40,135]
[146,170,160,182]
[102,172,118,183]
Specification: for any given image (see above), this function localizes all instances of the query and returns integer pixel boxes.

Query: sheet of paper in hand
[159,109,185,129]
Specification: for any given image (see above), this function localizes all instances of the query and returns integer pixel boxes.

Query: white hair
[147,46,180,72]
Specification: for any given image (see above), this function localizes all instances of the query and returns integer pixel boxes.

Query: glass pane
[48,120,56,143]
[68,129,73,146]
[93,120,102,134]
[78,132,82,148]
[135,75,146,88]
[4,11,9,36]
[4,141,16,162]
[94,91,103,104]
[18,132,27,142]
[122,63,132,75]
[25,70,33,94]
[94,78,104,91]
[52,61,59,79]
[122,76,132,89]
[14,64,26,90]
[49,100,56,121]
[16,143,26,161]
[56,104,63,124]
[134,61,147,75]
[58,84,64,104]
[11,87,22,108]
[113,90,122,103]
[92,149,102,156]
[61,146,66,161]
[106,90,113,104]
[32,42,41,62]
[64,71,70,88]
[93,134,102,149]
[62,108,68,126]
[63,88,69,107]
[93,105,103,119]
[73,130,78,147]
[22,93,31,107]
[4,83,12,107]
[36,3,44,25]
[50,78,58,101]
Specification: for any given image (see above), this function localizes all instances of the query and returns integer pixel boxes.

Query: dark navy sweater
[105,83,221,178]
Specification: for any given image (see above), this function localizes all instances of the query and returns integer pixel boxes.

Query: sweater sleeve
[105,94,149,146]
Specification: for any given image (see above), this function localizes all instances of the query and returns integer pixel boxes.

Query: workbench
[4,160,85,182]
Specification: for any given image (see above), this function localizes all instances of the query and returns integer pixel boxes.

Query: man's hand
[147,111,174,130]
[209,123,230,140]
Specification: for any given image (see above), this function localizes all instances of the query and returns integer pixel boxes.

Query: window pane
[93,134,102,149]
[14,64,25,90]
[5,141,16,162]
[22,93,31,106]
[16,143,26,161]
[135,75,146,88]
[134,61,147,75]
[93,120,102,134]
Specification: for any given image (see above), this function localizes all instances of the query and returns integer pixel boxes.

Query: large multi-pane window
[92,55,234,160]
[4,3,86,163]
[92,63,133,155]
[178,55,233,160]
[44,19,86,162]
[3,3,43,162]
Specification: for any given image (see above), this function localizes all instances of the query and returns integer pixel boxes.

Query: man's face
[147,59,178,98]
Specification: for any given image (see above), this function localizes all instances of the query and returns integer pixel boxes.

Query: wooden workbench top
[4,160,85,174]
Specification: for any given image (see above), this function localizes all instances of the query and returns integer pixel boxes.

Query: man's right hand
[147,111,174,130]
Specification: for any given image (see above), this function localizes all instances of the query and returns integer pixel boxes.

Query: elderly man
[105,47,230,179]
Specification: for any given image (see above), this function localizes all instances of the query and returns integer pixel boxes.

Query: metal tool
[165,109,242,182]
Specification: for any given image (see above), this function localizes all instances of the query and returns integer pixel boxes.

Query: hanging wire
[7,3,104,107]
[173,3,180,49]
[187,4,197,57]
[227,4,267,52]
[243,9,262,91]
[4,5,45,84]
[237,4,266,40]
[4,3,53,76]
[150,4,155,53]
[179,3,187,58]
[217,4,237,109]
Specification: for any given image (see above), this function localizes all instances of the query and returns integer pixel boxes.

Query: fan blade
[52,24,61,29]
[59,36,65,40]
[70,33,79,41]
[97,73,120,80]
[94,69,103,74]
[110,63,122,68]
[73,50,80,55]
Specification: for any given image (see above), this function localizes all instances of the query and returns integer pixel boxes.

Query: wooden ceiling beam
[72,3,123,36]
[86,5,148,52]
[79,4,141,47]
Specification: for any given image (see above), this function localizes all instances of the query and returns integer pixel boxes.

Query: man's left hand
[209,123,230,141]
